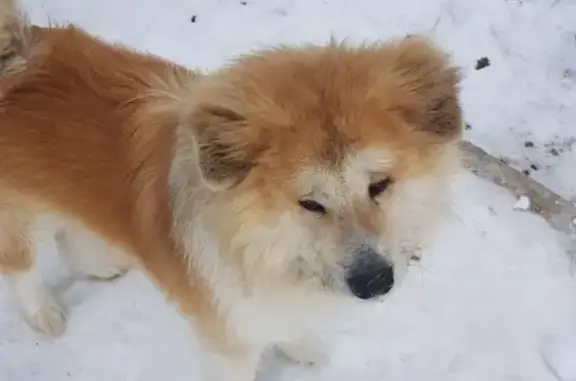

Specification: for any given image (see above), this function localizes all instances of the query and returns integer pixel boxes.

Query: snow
[541,336,576,381]
[1,0,576,380]
[513,195,531,211]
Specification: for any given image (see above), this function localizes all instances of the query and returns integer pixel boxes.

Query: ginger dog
[0,1,462,379]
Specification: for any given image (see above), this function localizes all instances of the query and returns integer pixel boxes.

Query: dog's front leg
[197,327,263,381]
[276,335,328,367]
[201,347,262,381]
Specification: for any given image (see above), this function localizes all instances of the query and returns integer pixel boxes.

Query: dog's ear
[189,104,263,191]
[386,36,463,139]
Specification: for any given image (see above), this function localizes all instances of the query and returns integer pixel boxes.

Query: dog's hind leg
[0,201,66,336]
[55,222,134,281]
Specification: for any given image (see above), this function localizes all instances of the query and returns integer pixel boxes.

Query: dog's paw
[277,339,328,367]
[85,265,128,281]
[26,304,67,337]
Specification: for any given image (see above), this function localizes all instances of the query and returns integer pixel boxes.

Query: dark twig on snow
[459,140,576,236]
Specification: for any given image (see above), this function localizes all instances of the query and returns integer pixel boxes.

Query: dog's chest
[182,219,347,346]
[224,292,343,345]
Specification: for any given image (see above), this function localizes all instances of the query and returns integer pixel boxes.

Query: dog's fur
[0,1,462,379]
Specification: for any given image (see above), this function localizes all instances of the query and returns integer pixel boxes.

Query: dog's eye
[298,199,327,215]
[368,178,392,199]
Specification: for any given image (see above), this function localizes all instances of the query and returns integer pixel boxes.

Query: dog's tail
[0,0,31,77]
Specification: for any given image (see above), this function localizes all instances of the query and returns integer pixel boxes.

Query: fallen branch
[459,140,576,237]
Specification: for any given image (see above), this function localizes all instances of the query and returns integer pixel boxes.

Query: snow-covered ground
[1,0,576,380]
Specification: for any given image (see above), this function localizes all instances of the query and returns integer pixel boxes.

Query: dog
[0,1,462,379]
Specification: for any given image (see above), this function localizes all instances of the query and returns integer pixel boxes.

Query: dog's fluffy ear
[385,36,463,139]
[189,104,263,191]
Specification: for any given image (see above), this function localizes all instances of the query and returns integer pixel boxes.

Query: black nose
[345,249,395,300]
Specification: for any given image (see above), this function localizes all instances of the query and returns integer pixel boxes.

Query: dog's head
[187,36,462,301]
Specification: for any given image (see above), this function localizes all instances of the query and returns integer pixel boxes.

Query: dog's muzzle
[345,247,395,300]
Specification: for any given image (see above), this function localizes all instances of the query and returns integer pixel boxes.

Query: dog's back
[0,7,190,245]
